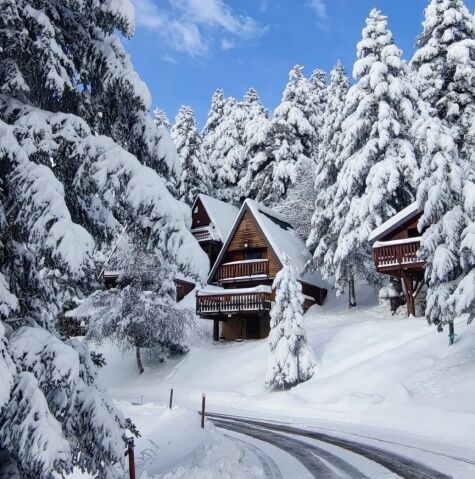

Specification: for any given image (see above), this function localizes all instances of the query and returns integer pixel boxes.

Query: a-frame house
[190,194,240,267]
[369,202,427,316]
[196,199,327,341]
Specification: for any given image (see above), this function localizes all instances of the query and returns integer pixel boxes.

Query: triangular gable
[208,199,327,290]
[208,202,284,284]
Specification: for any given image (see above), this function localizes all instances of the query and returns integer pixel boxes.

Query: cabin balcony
[216,259,269,283]
[196,286,272,316]
[191,226,218,243]
[373,237,425,274]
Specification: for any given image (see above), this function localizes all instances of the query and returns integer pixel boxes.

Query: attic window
[194,206,199,213]
[262,212,292,231]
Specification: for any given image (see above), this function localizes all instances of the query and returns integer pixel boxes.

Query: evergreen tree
[239,88,272,200]
[331,9,421,306]
[273,65,317,162]
[0,0,207,475]
[411,0,475,162]
[413,102,475,343]
[243,67,315,206]
[309,68,328,157]
[211,97,247,203]
[307,61,349,279]
[265,255,316,390]
[171,106,212,205]
[202,88,226,171]
[153,107,171,130]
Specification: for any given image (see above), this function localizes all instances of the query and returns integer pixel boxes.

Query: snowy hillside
[95,286,475,475]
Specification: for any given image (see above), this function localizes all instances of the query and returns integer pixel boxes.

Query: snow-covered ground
[94,285,475,476]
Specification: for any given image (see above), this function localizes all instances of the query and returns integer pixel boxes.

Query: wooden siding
[221,211,281,279]
[380,213,423,242]
[191,197,211,229]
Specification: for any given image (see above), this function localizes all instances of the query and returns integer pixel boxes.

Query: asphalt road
[209,412,455,479]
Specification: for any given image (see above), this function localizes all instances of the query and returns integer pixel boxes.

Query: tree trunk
[348,273,357,308]
[136,346,144,374]
[448,321,455,346]
[390,277,404,313]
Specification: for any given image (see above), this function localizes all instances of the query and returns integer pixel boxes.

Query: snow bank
[118,403,263,479]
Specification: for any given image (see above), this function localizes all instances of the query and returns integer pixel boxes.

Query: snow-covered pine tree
[265,255,317,390]
[307,61,349,279]
[239,88,272,200]
[171,106,212,205]
[211,97,247,203]
[411,0,475,163]
[413,100,475,343]
[273,65,317,162]
[153,107,171,130]
[244,66,317,207]
[202,88,226,173]
[331,9,421,306]
[309,68,328,158]
[0,0,207,475]
[78,240,194,373]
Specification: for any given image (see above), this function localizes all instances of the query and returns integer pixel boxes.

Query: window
[407,228,419,238]
[244,249,263,260]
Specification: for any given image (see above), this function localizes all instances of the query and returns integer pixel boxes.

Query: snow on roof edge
[368,202,422,244]
[196,194,240,242]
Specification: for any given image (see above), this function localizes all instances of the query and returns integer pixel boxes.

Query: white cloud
[309,0,328,20]
[221,38,236,51]
[132,0,264,57]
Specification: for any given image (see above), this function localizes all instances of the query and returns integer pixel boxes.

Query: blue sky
[125,0,475,127]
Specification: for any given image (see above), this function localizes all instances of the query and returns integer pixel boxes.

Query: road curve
[226,434,283,479]
[209,413,453,479]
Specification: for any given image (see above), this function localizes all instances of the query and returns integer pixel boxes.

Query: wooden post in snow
[169,388,174,409]
[201,393,206,429]
[125,438,136,479]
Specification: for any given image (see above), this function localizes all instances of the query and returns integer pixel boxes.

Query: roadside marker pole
[201,393,206,429]
[169,388,174,409]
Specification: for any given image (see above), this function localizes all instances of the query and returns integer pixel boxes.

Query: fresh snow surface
[197,285,272,296]
[93,284,475,478]
[373,236,422,248]
[67,404,263,479]
[196,194,240,243]
[369,202,421,243]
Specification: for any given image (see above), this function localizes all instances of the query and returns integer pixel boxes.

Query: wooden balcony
[217,259,269,282]
[191,226,216,242]
[196,290,272,316]
[373,237,425,274]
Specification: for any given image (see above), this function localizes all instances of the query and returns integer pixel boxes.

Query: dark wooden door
[246,318,260,339]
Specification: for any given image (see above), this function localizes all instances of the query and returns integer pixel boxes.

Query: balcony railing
[217,259,269,282]
[191,226,217,242]
[373,237,423,272]
[196,291,272,315]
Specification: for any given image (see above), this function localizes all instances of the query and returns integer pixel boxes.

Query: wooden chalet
[191,194,239,267]
[196,199,328,341]
[369,203,426,316]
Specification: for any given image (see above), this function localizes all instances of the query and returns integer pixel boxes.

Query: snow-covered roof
[209,199,326,290]
[194,194,240,243]
[368,202,422,244]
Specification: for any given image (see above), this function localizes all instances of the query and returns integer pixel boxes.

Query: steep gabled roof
[368,202,422,244]
[208,199,326,289]
[193,194,240,243]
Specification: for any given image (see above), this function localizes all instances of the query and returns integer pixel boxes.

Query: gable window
[244,249,263,260]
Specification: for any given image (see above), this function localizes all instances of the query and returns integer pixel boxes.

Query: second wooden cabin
[196,199,327,341]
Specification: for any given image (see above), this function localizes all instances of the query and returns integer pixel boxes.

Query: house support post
[401,271,416,317]
[213,320,219,342]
